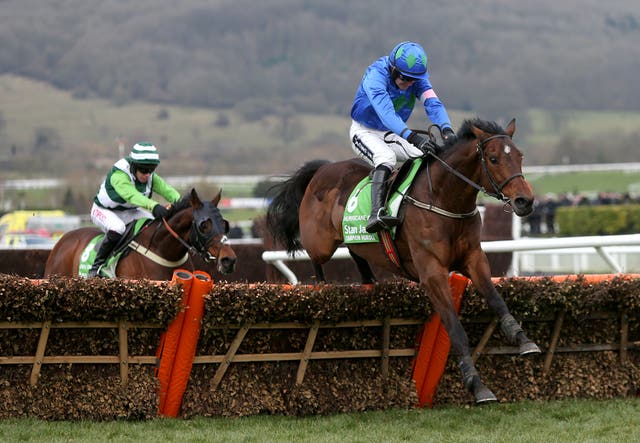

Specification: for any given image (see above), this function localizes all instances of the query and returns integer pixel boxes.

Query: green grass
[1,399,639,442]
[526,170,640,198]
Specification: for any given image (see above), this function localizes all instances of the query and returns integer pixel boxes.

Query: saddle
[112,218,154,257]
[343,158,424,244]
[388,157,421,198]
[79,218,153,277]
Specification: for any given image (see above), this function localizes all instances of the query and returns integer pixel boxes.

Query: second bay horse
[45,189,237,280]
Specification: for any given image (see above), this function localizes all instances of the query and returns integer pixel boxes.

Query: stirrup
[365,209,399,233]
[87,264,104,278]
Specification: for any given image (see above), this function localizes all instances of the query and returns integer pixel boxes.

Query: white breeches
[349,120,423,168]
[90,203,152,235]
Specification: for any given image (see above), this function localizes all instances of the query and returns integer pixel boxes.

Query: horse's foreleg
[465,251,541,355]
[348,249,376,284]
[499,312,540,355]
[421,275,497,404]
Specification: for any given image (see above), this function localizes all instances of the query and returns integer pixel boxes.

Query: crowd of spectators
[523,192,639,236]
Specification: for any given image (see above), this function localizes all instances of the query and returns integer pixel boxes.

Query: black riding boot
[365,165,399,233]
[87,230,122,278]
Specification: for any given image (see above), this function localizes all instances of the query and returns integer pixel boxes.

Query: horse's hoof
[519,341,541,355]
[474,386,498,404]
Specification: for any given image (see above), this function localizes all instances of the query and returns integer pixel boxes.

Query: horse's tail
[266,159,330,253]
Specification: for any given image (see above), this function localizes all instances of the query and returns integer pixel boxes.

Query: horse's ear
[212,188,223,207]
[190,188,203,209]
[470,125,486,140]
[505,118,516,137]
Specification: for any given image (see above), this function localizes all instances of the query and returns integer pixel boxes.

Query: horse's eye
[489,156,498,164]
[199,220,212,233]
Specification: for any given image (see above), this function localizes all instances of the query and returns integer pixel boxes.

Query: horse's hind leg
[444,312,497,403]
[312,263,326,283]
[459,356,497,404]
[348,250,376,284]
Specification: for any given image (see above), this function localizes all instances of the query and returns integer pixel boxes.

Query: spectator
[575,194,591,206]
[541,196,557,234]
[228,223,244,239]
[525,199,542,235]
[251,218,264,239]
[557,193,573,207]
[595,191,612,205]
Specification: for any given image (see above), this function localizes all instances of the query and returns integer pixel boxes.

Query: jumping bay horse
[266,118,540,403]
[45,189,237,280]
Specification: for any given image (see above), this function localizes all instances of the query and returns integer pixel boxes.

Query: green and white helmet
[127,142,160,166]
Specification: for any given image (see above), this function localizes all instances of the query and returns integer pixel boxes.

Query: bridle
[473,134,524,202]
[161,209,229,263]
[405,130,524,217]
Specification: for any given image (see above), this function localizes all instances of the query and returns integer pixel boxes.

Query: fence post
[30,321,51,386]
[119,322,129,386]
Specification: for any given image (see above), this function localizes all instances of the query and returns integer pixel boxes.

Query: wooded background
[3,0,639,114]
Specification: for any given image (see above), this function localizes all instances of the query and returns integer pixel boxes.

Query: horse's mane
[427,118,506,164]
[457,118,505,141]
[166,193,192,218]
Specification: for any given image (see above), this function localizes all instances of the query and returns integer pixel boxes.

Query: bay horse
[44,189,237,280]
[266,118,540,403]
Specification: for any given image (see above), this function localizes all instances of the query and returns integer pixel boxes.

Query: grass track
[2,398,640,442]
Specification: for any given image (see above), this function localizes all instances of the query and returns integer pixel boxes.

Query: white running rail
[262,234,640,285]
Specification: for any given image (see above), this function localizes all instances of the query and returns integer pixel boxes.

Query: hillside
[2,75,640,181]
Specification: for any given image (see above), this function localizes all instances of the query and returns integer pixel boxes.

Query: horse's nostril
[514,197,533,215]
[515,197,530,209]
[220,257,237,273]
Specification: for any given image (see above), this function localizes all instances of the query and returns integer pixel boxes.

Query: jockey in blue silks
[350,41,457,233]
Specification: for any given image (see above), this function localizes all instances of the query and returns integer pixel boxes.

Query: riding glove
[152,204,169,219]
[407,131,435,155]
[442,127,458,146]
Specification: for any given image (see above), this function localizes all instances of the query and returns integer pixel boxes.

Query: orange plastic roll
[155,269,194,415]
[413,273,469,407]
[162,270,213,417]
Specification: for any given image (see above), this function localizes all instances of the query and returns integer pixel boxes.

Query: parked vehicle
[0,231,58,249]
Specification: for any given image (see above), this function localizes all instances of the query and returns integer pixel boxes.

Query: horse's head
[469,118,534,216]
[188,188,237,274]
